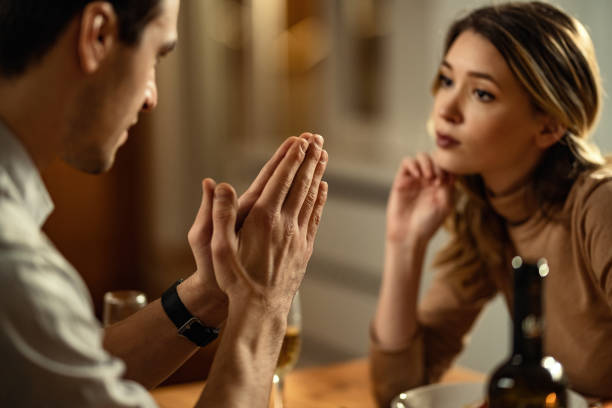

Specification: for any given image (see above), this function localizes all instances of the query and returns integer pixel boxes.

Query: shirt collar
[0,120,53,226]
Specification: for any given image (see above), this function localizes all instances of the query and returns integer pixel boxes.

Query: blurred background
[43,0,612,383]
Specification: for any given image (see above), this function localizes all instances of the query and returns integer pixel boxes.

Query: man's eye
[438,74,453,88]
[475,89,495,102]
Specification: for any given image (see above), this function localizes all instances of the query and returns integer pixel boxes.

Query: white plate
[391,382,588,408]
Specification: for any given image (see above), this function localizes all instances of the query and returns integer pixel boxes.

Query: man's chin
[117,130,129,147]
[63,152,116,175]
[78,160,114,175]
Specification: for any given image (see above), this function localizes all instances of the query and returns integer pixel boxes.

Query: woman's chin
[432,149,473,175]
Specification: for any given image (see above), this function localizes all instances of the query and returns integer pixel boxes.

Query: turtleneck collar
[486,182,539,225]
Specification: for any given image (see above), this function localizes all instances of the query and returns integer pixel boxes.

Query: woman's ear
[77,2,119,74]
[536,115,566,149]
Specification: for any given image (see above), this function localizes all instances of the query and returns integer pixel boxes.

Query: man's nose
[141,80,158,112]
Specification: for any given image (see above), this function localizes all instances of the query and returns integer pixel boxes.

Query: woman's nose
[437,93,463,124]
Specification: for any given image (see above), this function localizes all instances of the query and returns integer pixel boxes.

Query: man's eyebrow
[158,40,177,57]
[441,60,501,88]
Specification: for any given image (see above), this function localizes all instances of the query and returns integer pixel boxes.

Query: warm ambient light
[545,392,557,407]
[537,258,550,277]
[541,356,564,381]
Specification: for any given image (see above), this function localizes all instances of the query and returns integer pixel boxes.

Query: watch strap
[161,279,219,347]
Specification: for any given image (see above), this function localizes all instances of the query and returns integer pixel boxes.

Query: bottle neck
[511,262,544,364]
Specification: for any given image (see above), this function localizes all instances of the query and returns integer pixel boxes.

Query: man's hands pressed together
[210,133,327,311]
[178,137,300,327]
[183,132,328,407]
[181,133,327,323]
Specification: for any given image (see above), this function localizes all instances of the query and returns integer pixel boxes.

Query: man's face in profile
[64,0,180,174]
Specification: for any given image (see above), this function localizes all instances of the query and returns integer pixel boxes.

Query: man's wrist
[228,287,294,317]
[226,298,288,338]
[176,274,228,328]
[162,280,220,347]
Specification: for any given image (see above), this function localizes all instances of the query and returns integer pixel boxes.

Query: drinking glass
[270,291,302,408]
[103,290,148,327]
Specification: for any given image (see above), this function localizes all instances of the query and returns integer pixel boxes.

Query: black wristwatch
[161,279,219,347]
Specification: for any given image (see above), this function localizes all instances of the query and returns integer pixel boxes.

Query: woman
[370,2,612,406]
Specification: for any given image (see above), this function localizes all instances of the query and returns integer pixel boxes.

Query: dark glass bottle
[487,257,567,408]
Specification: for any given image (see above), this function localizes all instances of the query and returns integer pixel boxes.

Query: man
[0,0,328,406]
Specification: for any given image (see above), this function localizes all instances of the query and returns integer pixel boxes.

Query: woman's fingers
[442,171,456,187]
[416,153,435,180]
[399,153,452,186]
[403,158,422,179]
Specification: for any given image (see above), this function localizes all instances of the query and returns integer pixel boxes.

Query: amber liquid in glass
[275,326,301,377]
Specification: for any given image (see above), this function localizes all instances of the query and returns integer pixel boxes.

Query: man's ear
[536,114,566,149]
[77,2,119,74]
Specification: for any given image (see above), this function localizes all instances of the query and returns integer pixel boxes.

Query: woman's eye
[438,74,453,88]
[475,89,495,102]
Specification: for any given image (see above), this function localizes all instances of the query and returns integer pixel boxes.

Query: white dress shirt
[0,121,157,407]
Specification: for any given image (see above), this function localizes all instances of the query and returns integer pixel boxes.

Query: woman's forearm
[373,237,428,349]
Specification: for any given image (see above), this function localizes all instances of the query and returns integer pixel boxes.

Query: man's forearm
[103,299,199,388]
[196,301,287,407]
[103,277,228,389]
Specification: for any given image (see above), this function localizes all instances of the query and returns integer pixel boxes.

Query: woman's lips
[436,132,460,148]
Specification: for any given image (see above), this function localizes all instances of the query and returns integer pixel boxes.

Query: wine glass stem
[273,374,285,408]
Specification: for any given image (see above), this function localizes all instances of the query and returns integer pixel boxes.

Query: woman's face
[431,30,547,191]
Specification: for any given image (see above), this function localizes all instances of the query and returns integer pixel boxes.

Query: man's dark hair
[0,0,162,78]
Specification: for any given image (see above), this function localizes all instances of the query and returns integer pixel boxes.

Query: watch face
[178,317,202,334]
[181,321,219,347]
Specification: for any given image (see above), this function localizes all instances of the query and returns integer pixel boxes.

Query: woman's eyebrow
[441,60,501,88]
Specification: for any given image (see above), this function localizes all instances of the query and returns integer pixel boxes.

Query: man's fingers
[298,149,327,227]
[237,135,309,230]
[256,137,309,212]
[307,181,328,245]
[211,183,239,254]
[283,134,324,220]
[188,178,216,249]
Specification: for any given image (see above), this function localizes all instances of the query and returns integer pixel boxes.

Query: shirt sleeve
[0,255,158,408]
[369,261,498,407]
[576,173,612,309]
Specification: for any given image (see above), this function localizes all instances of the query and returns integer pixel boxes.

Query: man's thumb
[212,183,238,249]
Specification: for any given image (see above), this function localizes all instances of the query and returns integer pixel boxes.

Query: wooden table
[151,358,484,408]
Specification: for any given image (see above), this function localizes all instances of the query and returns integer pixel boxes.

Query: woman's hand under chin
[386,153,455,246]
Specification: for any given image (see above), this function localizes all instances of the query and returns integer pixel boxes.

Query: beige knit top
[369,167,612,407]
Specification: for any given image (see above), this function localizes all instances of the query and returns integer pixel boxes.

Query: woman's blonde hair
[433,1,606,272]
